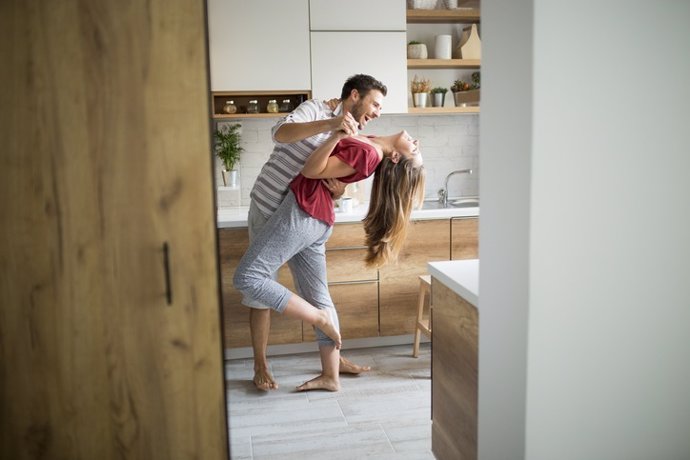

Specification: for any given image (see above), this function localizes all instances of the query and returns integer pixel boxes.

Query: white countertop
[428,259,479,306]
[217,202,479,228]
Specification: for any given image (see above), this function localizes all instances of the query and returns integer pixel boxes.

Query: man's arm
[274,118,341,144]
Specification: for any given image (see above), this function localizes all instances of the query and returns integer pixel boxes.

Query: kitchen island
[428,259,479,460]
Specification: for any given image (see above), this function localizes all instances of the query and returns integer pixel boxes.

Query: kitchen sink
[421,198,479,210]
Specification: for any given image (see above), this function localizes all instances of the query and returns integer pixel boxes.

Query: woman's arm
[301,131,356,179]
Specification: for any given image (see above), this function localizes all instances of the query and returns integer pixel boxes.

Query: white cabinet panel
[207,0,311,91]
[310,32,408,114]
[309,0,405,31]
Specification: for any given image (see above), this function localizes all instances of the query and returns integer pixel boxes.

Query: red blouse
[289,137,381,226]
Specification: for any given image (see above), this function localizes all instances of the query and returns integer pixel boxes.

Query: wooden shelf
[406,8,480,24]
[211,90,311,119]
[408,106,479,114]
[408,58,480,69]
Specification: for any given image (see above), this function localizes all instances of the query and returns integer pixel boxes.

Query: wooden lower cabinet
[219,217,478,347]
[431,279,478,460]
[303,281,379,341]
[218,228,302,348]
[451,217,479,260]
[379,220,451,336]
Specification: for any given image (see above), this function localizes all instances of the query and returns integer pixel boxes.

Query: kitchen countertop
[428,259,479,306]
[217,202,479,228]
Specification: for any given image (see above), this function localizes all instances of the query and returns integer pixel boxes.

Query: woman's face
[393,131,422,166]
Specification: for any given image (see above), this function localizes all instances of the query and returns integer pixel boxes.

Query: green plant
[214,123,243,171]
[431,87,448,94]
[451,72,481,93]
[411,75,431,93]
[408,40,422,45]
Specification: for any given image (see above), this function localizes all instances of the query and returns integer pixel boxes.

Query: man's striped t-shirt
[250,99,339,219]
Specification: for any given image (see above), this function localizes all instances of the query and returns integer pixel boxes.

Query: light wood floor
[225,343,433,459]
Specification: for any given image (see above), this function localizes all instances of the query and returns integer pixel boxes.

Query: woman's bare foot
[315,311,342,349]
[339,356,371,374]
[253,367,278,391]
[296,374,340,392]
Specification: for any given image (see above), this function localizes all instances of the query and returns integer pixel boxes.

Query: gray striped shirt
[250,99,340,218]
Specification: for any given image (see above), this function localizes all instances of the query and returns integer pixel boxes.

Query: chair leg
[412,278,427,358]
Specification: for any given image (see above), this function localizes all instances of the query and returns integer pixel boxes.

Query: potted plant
[214,123,243,187]
[407,40,428,59]
[411,75,431,108]
[451,72,480,107]
[431,87,448,107]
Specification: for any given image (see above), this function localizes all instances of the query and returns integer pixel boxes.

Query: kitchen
[212,1,480,457]
[3,0,688,459]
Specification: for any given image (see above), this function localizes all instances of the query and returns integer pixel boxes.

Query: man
[244,74,387,391]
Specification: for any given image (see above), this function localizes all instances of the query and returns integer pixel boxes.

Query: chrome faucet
[438,169,473,206]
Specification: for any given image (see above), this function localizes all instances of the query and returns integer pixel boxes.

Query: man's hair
[340,74,388,100]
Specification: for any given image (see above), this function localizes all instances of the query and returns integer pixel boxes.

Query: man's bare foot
[296,374,340,392]
[315,312,342,349]
[339,356,371,374]
[253,367,278,391]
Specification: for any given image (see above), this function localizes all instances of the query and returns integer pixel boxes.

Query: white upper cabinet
[310,31,408,114]
[207,0,310,91]
[309,0,406,31]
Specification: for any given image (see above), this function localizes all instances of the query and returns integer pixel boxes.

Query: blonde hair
[363,156,425,268]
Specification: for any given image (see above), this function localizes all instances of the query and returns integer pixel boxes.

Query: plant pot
[407,43,428,59]
[412,92,428,108]
[432,93,446,107]
[452,89,480,107]
[408,0,437,9]
[221,169,238,188]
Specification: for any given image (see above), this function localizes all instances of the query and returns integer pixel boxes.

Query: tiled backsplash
[215,114,479,207]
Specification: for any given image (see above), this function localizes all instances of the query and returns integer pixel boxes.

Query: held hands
[333,110,358,138]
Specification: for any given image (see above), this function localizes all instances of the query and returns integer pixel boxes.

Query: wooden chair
[412,275,432,358]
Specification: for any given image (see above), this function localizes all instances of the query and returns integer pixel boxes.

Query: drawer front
[326,248,378,283]
[303,281,379,341]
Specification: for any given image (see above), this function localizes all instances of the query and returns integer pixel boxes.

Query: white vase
[222,169,238,188]
[434,34,452,59]
[413,92,428,108]
[432,93,445,107]
[407,43,428,59]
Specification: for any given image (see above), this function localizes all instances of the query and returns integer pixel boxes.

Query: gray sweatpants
[233,191,339,346]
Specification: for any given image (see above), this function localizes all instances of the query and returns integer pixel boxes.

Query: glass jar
[247,100,259,114]
[222,100,237,114]
[266,99,279,113]
[279,99,293,112]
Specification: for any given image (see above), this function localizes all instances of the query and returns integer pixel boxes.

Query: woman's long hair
[363,156,425,268]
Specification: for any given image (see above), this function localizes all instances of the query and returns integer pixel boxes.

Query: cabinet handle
[162,242,173,305]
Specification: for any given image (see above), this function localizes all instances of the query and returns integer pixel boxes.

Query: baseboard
[223,334,431,360]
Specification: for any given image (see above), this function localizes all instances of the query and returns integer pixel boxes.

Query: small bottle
[266,99,279,113]
[247,100,259,114]
[222,100,237,114]
[279,99,293,112]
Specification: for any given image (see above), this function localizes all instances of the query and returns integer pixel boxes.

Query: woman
[233,127,425,391]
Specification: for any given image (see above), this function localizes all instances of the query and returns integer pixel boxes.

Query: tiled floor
[225,343,433,460]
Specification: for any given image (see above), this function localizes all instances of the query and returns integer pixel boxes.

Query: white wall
[480,0,690,459]
[216,113,479,206]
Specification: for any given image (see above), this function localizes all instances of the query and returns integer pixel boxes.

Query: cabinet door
[451,217,479,260]
[1,0,227,457]
[310,31,408,114]
[379,220,451,336]
[207,0,311,91]
[309,0,405,31]
[219,228,303,348]
[303,282,380,341]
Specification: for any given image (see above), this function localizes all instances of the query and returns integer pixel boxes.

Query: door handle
[162,242,172,305]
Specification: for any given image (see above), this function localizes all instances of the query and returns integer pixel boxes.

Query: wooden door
[0,1,228,459]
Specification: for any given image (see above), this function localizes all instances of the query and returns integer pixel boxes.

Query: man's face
[348,89,384,130]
